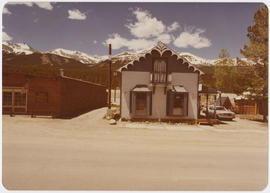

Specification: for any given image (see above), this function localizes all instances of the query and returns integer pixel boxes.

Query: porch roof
[198,84,218,94]
[172,85,188,93]
[132,85,151,92]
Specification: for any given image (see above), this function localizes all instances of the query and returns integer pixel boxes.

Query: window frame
[167,90,188,117]
[130,90,152,116]
[3,92,12,106]
[2,87,28,113]
[14,92,27,106]
[152,57,168,84]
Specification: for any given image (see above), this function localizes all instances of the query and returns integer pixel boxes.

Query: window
[153,58,167,83]
[130,86,152,116]
[2,88,27,114]
[174,94,184,108]
[14,92,26,106]
[136,92,147,113]
[167,90,188,116]
[3,92,12,106]
[35,92,48,104]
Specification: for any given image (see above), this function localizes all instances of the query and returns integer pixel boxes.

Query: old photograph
[1,1,268,191]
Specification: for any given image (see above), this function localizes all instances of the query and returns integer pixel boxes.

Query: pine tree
[240,5,268,121]
[214,49,236,93]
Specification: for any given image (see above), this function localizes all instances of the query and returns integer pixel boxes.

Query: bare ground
[2,107,268,190]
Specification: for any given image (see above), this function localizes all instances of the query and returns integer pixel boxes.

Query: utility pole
[214,94,217,119]
[108,44,112,110]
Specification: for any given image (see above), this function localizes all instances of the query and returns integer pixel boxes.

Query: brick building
[2,68,107,118]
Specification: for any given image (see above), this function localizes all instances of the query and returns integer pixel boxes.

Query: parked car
[203,106,236,120]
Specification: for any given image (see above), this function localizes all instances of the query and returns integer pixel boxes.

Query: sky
[2,2,263,59]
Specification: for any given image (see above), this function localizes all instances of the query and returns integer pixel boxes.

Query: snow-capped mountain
[111,51,144,62]
[48,48,102,64]
[3,42,103,64]
[2,41,40,55]
[110,50,218,66]
[2,41,250,66]
[179,52,216,66]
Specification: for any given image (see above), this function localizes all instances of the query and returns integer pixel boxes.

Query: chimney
[60,68,64,77]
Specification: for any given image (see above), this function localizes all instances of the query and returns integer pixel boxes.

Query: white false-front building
[118,42,203,121]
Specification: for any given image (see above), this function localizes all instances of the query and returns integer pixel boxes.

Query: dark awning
[198,84,218,94]
[132,85,151,92]
[172,85,188,93]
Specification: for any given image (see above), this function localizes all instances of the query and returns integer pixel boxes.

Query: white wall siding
[121,71,150,119]
[171,73,198,119]
[121,71,198,120]
[151,85,167,119]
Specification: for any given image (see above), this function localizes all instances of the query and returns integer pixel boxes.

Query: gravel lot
[2,108,268,190]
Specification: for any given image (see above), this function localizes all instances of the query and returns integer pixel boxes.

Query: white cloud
[8,2,33,7]
[7,2,54,10]
[104,33,155,51]
[126,8,166,38]
[155,33,172,44]
[68,9,87,20]
[34,2,53,10]
[3,7,11,15]
[104,8,179,51]
[104,8,211,51]
[173,28,211,49]
[167,22,180,32]
[2,31,13,42]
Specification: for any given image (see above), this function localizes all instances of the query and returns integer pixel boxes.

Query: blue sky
[2,2,263,59]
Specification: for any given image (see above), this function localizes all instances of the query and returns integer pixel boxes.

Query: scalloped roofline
[117,42,204,75]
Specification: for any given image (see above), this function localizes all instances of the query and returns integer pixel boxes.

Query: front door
[135,92,147,115]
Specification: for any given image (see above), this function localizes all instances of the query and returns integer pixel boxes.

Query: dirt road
[2,108,268,190]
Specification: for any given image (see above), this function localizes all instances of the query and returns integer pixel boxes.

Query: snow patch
[48,48,102,64]
[3,41,35,55]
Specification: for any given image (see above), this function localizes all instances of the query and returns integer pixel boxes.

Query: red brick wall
[27,77,62,116]
[59,77,107,118]
[3,72,62,116]
[3,72,107,118]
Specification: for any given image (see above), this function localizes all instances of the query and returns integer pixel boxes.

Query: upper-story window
[153,58,167,83]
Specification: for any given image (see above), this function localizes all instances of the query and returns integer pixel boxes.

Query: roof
[216,96,233,107]
[198,84,218,94]
[61,75,105,87]
[216,97,228,106]
[3,67,105,88]
[220,93,238,106]
[117,42,204,75]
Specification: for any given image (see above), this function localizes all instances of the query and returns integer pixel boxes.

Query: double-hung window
[153,58,167,83]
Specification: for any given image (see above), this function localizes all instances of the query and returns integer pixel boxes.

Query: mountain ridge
[2,41,250,66]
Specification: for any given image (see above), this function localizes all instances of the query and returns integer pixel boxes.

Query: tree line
[200,5,268,120]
